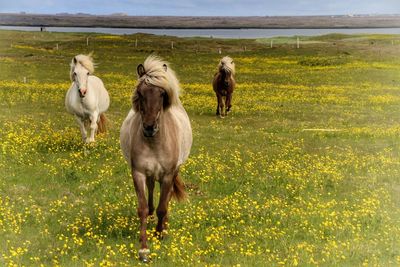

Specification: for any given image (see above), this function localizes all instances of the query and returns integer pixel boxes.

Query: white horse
[65,54,110,143]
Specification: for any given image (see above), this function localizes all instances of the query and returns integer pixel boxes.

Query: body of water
[1,26,400,38]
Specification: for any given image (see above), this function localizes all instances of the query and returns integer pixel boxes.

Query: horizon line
[3,12,400,17]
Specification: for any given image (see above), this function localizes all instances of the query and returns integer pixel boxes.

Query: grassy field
[0,30,400,266]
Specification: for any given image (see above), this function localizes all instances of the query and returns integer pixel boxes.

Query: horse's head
[133,63,170,137]
[70,55,94,98]
[221,68,231,87]
[218,56,235,87]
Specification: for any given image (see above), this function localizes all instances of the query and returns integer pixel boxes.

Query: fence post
[270,40,273,48]
[218,48,222,54]
[297,37,300,49]
[86,37,89,46]
[171,41,174,49]
[135,38,138,48]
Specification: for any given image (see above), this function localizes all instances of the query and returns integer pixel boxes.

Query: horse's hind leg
[75,115,87,142]
[87,111,99,143]
[132,170,150,262]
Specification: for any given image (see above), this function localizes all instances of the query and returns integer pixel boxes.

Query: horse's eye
[73,72,77,76]
[87,72,89,75]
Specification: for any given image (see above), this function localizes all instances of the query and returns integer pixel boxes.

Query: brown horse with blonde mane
[120,55,192,262]
[213,56,236,117]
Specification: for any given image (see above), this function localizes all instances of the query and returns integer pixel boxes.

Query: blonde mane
[219,56,235,75]
[137,55,181,107]
[70,54,95,81]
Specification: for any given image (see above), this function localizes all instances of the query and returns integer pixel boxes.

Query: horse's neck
[221,70,235,83]
[230,75,235,86]
[220,70,226,80]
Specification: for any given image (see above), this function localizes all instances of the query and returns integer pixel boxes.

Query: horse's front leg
[74,115,87,141]
[220,96,226,117]
[217,94,225,118]
[226,93,232,114]
[215,94,221,116]
[146,177,155,217]
[87,111,99,143]
[156,174,174,237]
[132,170,150,262]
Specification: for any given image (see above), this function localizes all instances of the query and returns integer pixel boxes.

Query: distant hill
[1,13,400,29]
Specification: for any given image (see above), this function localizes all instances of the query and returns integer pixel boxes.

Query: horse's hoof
[154,231,162,239]
[148,214,156,222]
[154,230,165,240]
[138,248,150,263]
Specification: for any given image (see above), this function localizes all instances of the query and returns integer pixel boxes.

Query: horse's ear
[137,64,146,78]
[73,57,77,64]
[163,64,167,72]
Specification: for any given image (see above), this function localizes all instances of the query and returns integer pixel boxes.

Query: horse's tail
[97,113,107,133]
[172,172,187,202]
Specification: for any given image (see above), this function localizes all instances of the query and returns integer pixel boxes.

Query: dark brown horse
[213,56,236,118]
[120,55,192,262]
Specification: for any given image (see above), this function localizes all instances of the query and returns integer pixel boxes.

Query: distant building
[76,13,92,16]
[110,13,129,16]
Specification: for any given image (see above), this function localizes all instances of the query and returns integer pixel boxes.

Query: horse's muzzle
[143,125,159,137]
[79,88,87,98]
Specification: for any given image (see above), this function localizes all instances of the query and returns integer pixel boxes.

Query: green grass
[0,30,400,266]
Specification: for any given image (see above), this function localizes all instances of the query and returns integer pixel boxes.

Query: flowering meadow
[0,30,399,266]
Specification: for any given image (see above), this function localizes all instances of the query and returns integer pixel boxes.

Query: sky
[1,0,399,16]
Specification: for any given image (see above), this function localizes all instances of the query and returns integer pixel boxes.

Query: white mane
[138,55,181,107]
[219,56,235,75]
[70,54,95,81]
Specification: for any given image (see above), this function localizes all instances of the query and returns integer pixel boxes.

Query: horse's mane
[136,55,181,108]
[70,54,95,81]
[218,56,235,75]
